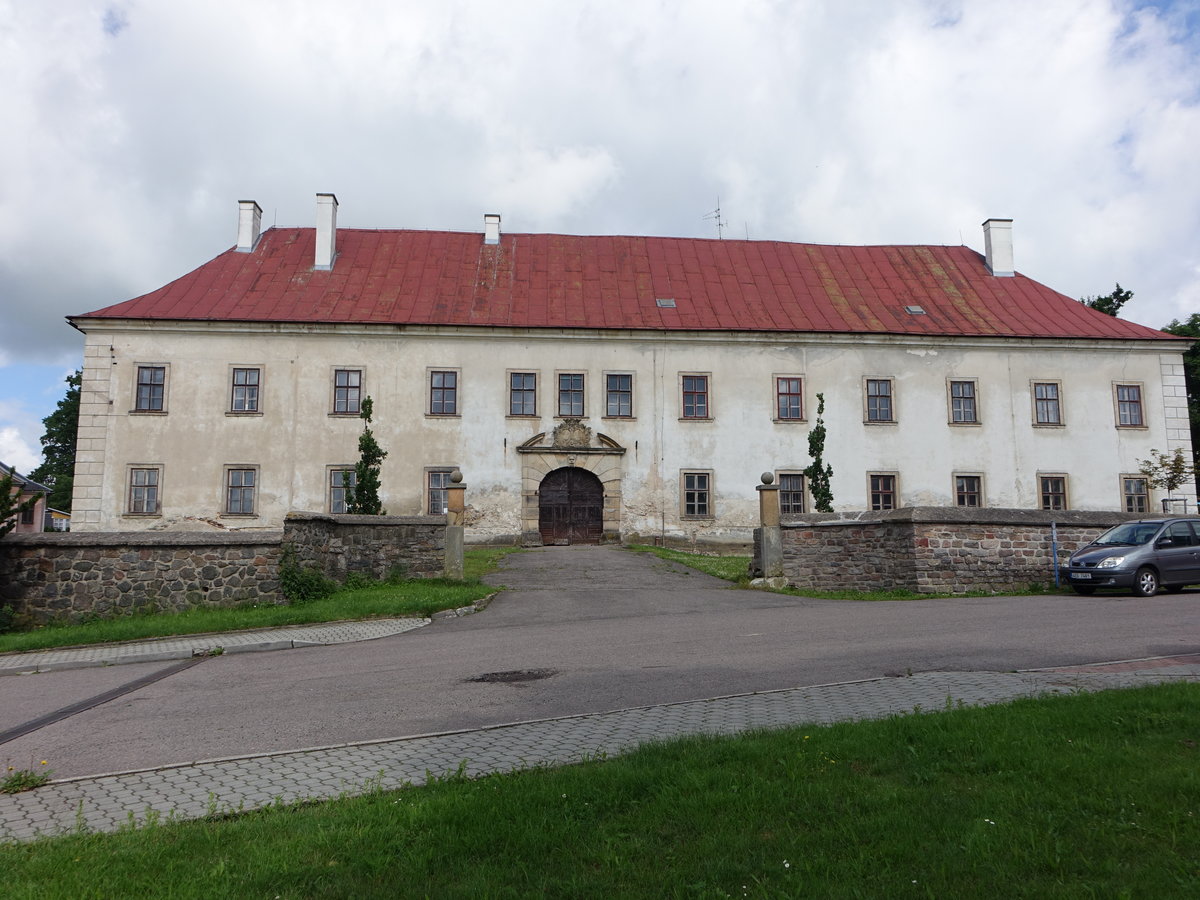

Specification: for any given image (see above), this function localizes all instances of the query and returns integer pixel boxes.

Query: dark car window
[1096,522,1161,545]
[1166,521,1197,546]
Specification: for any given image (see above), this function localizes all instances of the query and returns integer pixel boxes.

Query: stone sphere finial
[760,471,774,485]
[451,468,463,484]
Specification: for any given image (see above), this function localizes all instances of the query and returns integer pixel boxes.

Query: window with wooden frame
[230,367,261,413]
[557,373,585,417]
[775,376,804,421]
[134,365,167,412]
[869,473,897,510]
[427,468,454,515]
[1122,475,1149,513]
[329,468,355,514]
[954,474,983,507]
[127,466,161,515]
[865,378,894,423]
[225,467,257,516]
[779,472,806,515]
[948,380,978,424]
[332,369,362,415]
[429,370,459,416]
[1114,383,1145,427]
[1039,474,1068,510]
[681,470,713,517]
[681,374,710,419]
[605,373,633,418]
[509,372,537,416]
[1032,381,1062,425]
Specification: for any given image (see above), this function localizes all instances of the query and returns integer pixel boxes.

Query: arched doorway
[538,467,603,545]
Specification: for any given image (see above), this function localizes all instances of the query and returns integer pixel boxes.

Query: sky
[2,0,1200,473]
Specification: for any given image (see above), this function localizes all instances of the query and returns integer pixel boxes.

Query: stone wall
[0,532,284,626]
[781,507,1136,593]
[0,513,447,626]
[283,512,444,580]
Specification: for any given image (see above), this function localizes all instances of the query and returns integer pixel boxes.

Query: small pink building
[3,463,49,534]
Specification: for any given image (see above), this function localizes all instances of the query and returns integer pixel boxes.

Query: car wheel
[1164,584,1185,594]
[1071,585,1096,595]
[1132,567,1159,597]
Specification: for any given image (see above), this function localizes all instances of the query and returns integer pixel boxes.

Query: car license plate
[1070,572,1092,580]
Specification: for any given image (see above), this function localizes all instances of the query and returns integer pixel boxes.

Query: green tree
[804,392,834,512]
[1,468,41,538]
[345,396,387,514]
[1080,282,1133,317]
[1137,448,1195,508]
[28,369,81,513]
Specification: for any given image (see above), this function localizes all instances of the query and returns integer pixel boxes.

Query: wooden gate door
[538,468,603,545]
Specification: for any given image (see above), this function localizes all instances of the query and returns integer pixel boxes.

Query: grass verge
[0,546,522,655]
[2,684,1196,897]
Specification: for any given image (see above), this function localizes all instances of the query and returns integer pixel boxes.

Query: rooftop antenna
[702,197,726,239]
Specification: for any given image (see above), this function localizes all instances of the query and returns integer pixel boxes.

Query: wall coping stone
[3,531,283,548]
[782,506,1146,529]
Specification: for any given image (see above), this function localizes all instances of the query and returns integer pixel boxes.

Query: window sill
[601,415,636,421]
[863,420,896,426]
[554,415,590,420]
[329,412,361,418]
[506,414,540,420]
[226,411,263,417]
[681,514,715,520]
[679,417,713,423]
[773,417,808,425]
[1032,423,1065,428]
[1115,424,1149,430]
[426,413,461,419]
[129,410,168,416]
[948,421,981,427]
[121,513,162,519]
[220,513,259,519]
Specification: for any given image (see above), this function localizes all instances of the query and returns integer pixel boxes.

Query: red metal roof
[74,227,1174,341]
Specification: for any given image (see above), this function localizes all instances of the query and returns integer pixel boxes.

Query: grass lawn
[0,546,521,655]
[2,683,1196,897]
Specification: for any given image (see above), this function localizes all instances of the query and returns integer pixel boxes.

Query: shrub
[279,545,337,604]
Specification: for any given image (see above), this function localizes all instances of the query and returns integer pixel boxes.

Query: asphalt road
[3,545,1197,779]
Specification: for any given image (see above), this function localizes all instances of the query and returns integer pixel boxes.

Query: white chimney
[484,213,501,245]
[982,218,1014,277]
[315,193,339,270]
[236,200,262,252]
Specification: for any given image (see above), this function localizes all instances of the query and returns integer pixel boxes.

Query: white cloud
[0,0,1198,377]
[0,424,39,473]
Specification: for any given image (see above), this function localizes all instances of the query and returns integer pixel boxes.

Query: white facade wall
[70,322,1194,542]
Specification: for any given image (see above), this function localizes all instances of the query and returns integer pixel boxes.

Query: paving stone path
[3,656,1196,843]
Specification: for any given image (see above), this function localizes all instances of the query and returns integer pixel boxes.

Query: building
[66,195,1193,546]
[2,463,50,534]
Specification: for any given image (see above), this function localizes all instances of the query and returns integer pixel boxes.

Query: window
[128,467,159,514]
[1040,475,1067,510]
[779,473,806,515]
[949,380,978,424]
[135,365,166,411]
[955,475,982,507]
[605,373,633,418]
[509,372,537,416]
[428,469,453,515]
[430,370,458,416]
[1115,384,1144,427]
[869,473,897,510]
[682,375,710,419]
[329,468,355,514]
[776,377,804,421]
[20,504,35,525]
[558,373,585,417]
[865,379,894,422]
[225,468,257,515]
[1122,476,1149,513]
[682,471,711,517]
[1033,382,1061,425]
[333,369,362,414]
[230,367,260,413]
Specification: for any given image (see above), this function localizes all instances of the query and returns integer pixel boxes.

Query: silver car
[1061,518,1200,596]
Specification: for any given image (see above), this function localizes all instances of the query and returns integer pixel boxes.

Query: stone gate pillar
[444,469,466,580]
[753,471,787,588]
